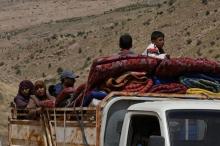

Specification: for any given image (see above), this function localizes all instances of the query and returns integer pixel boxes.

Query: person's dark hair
[119,34,132,49]
[48,85,56,96]
[151,31,164,41]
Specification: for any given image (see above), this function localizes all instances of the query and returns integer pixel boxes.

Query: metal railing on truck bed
[9,107,96,146]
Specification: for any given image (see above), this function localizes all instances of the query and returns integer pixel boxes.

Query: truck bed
[8,92,220,146]
[9,107,96,146]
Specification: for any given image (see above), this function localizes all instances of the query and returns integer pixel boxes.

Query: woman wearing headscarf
[14,80,35,109]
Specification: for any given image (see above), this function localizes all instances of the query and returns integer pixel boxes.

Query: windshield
[167,110,220,146]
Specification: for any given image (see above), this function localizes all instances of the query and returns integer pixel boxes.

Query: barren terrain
[0,0,220,144]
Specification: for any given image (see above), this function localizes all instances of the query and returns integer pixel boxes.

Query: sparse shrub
[6,35,10,40]
[157,11,163,15]
[48,63,51,68]
[143,19,151,26]
[99,49,102,53]
[51,34,57,40]
[121,21,126,26]
[16,68,21,75]
[210,41,215,46]
[196,48,202,56]
[0,62,4,67]
[167,6,175,13]
[157,4,161,8]
[45,38,50,43]
[208,49,213,53]
[196,40,202,46]
[137,14,142,18]
[214,54,220,59]
[86,56,91,61]
[57,67,63,75]
[39,49,43,53]
[78,48,82,54]
[114,22,119,26]
[30,54,34,59]
[82,58,90,69]
[168,0,176,6]
[186,39,192,44]
[77,31,85,37]
[127,18,132,21]
[0,92,3,100]
[24,59,30,64]
[186,32,190,36]
[205,11,210,16]
[42,72,46,77]
[201,0,208,5]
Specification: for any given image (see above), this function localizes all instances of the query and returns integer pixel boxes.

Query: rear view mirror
[148,136,165,146]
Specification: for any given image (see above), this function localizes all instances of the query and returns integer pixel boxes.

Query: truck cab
[119,100,220,146]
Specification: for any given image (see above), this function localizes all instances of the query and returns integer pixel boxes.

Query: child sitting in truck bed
[142,31,169,59]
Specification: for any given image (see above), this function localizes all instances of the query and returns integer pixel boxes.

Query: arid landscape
[0,0,220,144]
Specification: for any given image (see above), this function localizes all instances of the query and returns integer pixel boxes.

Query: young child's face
[36,87,46,97]
[153,37,164,49]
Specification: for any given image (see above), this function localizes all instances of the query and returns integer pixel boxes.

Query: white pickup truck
[8,92,220,146]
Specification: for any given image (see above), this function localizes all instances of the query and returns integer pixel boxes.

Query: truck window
[127,115,161,146]
[167,110,220,146]
[104,99,148,146]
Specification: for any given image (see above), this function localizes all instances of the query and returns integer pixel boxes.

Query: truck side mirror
[148,136,165,146]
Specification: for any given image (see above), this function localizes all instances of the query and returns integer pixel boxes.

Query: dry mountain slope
[0,0,220,143]
[0,0,219,84]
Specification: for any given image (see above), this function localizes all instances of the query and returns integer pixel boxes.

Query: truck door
[101,97,167,146]
[127,114,161,146]
[119,112,164,146]
[102,99,148,146]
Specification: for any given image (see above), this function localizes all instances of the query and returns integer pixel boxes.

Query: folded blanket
[149,83,187,94]
[183,73,220,83]
[180,76,220,92]
[106,72,148,88]
[187,88,220,97]
[123,79,153,93]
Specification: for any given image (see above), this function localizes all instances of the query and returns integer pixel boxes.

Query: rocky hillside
[0,0,220,143]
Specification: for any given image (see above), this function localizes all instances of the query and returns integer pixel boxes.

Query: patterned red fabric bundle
[123,79,153,93]
[86,55,160,93]
[149,83,187,94]
[155,58,220,78]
